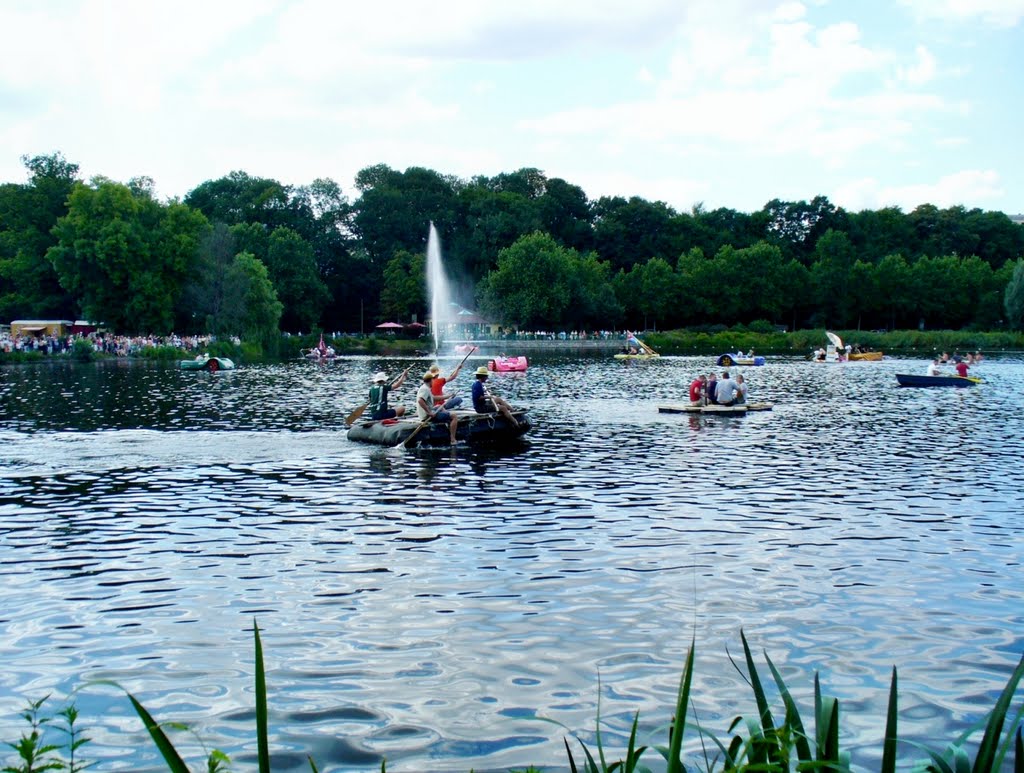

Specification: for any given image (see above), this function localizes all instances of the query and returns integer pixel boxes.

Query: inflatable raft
[657,402,773,415]
[347,408,532,447]
[614,352,660,360]
[179,357,235,372]
[488,356,528,372]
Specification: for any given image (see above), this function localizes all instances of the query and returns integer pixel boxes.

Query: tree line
[2,152,1023,346]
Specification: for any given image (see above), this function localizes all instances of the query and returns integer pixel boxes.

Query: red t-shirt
[955,362,969,377]
[689,378,703,402]
[431,376,447,403]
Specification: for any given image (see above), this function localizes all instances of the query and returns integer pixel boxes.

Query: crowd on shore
[0,331,227,357]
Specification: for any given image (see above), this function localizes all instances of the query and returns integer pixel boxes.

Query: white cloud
[898,45,937,86]
[898,0,1024,27]
[833,169,1004,211]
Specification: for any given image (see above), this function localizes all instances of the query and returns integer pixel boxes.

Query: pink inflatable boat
[488,356,528,372]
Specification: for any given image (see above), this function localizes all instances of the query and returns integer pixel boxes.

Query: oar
[399,417,433,449]
[346,366,412,426]
[345,402,369,426]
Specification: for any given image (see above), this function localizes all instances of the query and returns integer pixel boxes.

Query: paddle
[346,366,412,426]
[400,417,433,449]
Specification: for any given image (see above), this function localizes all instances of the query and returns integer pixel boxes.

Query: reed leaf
[254,620,270,773]
[765,650,813,763]
[973,653,1024,773]
[881,666,898,773]
[665,640,695,773]
[124,693,190,773]
[740,631,777,738]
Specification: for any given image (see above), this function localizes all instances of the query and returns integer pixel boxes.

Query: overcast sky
[1,0,1022,215]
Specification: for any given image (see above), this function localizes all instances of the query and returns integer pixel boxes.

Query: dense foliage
[2,154,1023,339]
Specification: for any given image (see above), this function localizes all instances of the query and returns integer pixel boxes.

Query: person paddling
[471,366,519,427]
[368,367,410,420]
[416,370,459,445]
[428,362,464,409]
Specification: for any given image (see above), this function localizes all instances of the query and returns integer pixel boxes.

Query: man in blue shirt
[471,367,519,427]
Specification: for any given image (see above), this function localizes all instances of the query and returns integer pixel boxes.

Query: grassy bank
[5,625,1022,773]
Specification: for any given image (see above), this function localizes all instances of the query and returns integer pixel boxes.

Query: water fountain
[426,222,452,354]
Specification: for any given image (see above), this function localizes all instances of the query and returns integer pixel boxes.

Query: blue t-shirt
[471,380,488,412]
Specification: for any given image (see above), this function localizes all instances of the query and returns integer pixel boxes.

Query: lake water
[1,353,1022,772]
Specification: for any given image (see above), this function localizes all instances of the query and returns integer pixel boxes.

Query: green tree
[810,229,855,327]
[565,251,621,330]
[453,185,542,281]
[1004,259,1024,330]
[0,153,80,319]
[48,180,206,333]
[264,227,330,332]
[230,251,283,345]
[478,232,575,329]
[380,249,425,322]
[875,253,913,330]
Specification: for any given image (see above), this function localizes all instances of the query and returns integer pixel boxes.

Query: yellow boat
[848,351,883,361]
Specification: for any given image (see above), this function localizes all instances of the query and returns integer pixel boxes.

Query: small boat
[303,349,337,360]
[179,356,235,372]
[658,402,773,415]
[848,351,883,361]
[347,408,532,447]
[454,344,479,354]
[895,374,982,388]
[614,352,660,360]
[488,356,528,372]
[717,353,766,367]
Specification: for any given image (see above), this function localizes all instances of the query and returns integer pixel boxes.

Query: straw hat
[422,371,435,380]
[474,366,490,377]
[372,372,387,383]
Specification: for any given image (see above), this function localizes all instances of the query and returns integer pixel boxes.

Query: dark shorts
[371,408,398,420]
[474,400,495,414]
[431,410,452,423]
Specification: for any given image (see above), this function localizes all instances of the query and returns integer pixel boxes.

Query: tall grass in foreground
[4,625,1022,772]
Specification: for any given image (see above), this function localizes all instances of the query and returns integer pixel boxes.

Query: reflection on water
[1,354,1023,772]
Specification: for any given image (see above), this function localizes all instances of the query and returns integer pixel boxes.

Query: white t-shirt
[415,383,434,420]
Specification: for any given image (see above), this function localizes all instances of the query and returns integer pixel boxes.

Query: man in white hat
[416,370,460,444]
[368,367,410,420]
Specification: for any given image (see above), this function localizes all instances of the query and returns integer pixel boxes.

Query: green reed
[4,624,1022,772]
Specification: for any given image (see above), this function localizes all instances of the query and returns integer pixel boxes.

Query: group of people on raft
[688,371,749,407]
[365,358,520,445]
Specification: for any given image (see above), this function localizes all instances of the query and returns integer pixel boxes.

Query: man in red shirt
[955,360,970,378]
[428,361,465,409]
[689,374,707,405]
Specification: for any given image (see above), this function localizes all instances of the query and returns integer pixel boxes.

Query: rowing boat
[895,374,982,388]
[657,402,773,415]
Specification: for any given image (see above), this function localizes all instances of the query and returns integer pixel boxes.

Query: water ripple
[0,355,1022,771]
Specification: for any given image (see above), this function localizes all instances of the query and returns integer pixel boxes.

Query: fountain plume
[426,222,453,355]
